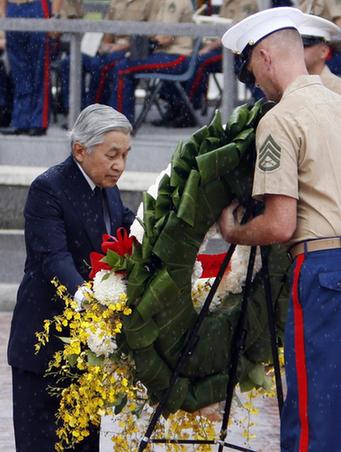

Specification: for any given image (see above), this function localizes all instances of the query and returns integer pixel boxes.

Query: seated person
[108,0,194,125]
[60,0,155,111]
[154,0,260,128]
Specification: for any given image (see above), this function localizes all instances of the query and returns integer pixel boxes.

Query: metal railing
[0,18,236,128]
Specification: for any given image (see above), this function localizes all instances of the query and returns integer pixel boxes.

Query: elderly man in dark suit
[7,104,135,452]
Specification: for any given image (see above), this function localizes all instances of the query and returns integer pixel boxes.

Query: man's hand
[219,195,297,246]
[153,35,174,48]
[218,200,244,244]
[99,41,129,54]
[192,403,223,422]
[73,284,90,312]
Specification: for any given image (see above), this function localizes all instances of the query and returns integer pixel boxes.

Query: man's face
[74,130,131,188]
[303,42,329,73]
[247,47,281,102]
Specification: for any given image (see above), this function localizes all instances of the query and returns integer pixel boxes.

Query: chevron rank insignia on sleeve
[258,134,281,171]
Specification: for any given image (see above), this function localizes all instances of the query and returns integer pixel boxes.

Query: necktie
[94,187,111,234]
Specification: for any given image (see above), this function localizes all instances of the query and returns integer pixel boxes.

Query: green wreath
[106,101,290,414]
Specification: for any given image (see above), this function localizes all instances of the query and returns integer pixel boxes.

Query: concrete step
[0,123,197,171]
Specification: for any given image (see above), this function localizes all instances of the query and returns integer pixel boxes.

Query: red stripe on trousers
[41,0,50,128]
[189,53,222,99]
[292,253,309,452]
[117,55,186,114]
[95,61,118,103]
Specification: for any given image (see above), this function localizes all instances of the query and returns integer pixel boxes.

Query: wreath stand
[138,211,284,451]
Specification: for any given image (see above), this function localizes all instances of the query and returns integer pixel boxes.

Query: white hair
[69,104,132,151]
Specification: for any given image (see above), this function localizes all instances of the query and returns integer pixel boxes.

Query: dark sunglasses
[235,44,256,85]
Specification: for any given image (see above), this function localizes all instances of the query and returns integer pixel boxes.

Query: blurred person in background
[0,0,63,136]
[60,0,155,112]
[108,0,194,126]
[298,0,341,74]
[299,13,341,93]
[0,30,12,127]
[154,0,260,128]
[60,0,83,18]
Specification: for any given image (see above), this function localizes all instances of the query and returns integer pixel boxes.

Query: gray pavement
[0,312,15,452]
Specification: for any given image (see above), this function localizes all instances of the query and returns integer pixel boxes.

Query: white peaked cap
[221,7,305,54]
[299,14,341,41]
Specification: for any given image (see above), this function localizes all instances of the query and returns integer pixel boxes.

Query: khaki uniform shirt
[106,0,154,46]
[320,65,341,94]
[154,0,193,56]
[298,0,341,21]
[60,0,84,18]
[220,0,259,22]
[253,75,341,246]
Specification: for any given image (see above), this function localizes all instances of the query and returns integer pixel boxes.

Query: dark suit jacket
[7,156,135,373]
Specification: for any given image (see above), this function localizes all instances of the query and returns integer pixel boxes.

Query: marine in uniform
[60,0,83,18]
[299,13,341,94]
[61,0,154,111]
[187,0,259,116]
[220,7,341,451]
[298,0,341,74]
[108,0,194,125]
[298,0,341,25]
[1,0,62,135]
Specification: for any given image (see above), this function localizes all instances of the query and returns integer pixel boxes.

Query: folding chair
[133,37,202,133]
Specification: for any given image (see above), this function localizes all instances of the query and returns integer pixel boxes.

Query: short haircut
[69,104,132,151]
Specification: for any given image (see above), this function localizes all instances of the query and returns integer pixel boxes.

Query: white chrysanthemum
[92,270,127,306]
[87,329,117,357]
[218,245,262,295]
[130,164,171,243]
[191,260,203,285]
[192,245,262,311]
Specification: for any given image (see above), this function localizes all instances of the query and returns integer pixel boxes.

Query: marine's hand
[219,200,244,243]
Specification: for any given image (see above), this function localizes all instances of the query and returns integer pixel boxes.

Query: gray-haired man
[7,104,135,452]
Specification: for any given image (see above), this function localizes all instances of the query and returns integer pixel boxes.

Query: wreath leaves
[122,102,290,413]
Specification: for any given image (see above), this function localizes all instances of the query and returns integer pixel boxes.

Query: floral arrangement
[36,104,289,451]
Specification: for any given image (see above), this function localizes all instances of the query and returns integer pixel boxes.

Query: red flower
[197,253,231,278]
[101,227,135,256]
[89,252,111,280]
[89,228,135,279]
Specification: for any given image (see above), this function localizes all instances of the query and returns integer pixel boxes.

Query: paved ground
[0,312,15,452]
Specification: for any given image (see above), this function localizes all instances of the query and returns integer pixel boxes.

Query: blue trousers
[60,50,126,111]
[281,248,341,451]
[109,53,190,123]
[181,48,263,110]
[6,0,50,129]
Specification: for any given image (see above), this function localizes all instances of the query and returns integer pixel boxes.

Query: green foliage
[123,103,290,413]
